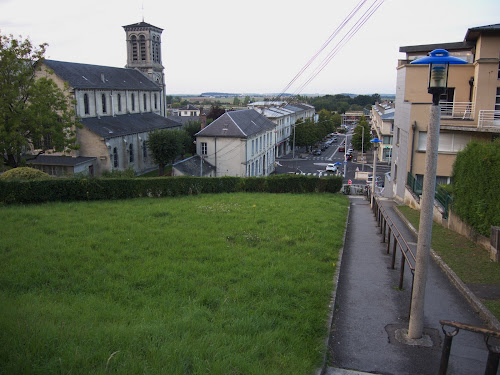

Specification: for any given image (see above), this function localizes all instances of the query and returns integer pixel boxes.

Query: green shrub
[0,174,344,204]
[451,139,500,236]
[0,167,50,180]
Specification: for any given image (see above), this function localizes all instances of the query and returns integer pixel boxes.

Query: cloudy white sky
[1,0,498,95]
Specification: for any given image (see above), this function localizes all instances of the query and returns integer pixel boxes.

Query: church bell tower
[122,21,165,89]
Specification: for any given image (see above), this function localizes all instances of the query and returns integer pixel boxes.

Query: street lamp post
[343,132,348,178]
[361,126,365,171]
[370,138,382,207]
[407,49,467,340]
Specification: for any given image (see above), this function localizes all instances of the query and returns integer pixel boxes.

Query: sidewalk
[325,196,495,375]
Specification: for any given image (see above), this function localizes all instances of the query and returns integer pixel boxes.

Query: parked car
[326,163,338,172]
[347,148,353,154]
[312,149,322,155]
[332,137,338,142]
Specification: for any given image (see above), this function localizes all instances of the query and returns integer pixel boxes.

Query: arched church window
[84,93,89,114]
[131,35,138,61]
[143,93,147,111]
[129,143,134,163]
[117,94,122,112]
[154,94,158,109]
[101,94,107,113]
[113,147,118,168]
[140,35,146,61]
[131,93,135,111]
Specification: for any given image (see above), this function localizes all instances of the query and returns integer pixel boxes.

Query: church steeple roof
[122,21,163,31]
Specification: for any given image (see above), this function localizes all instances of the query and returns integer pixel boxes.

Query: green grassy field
[0,193,349,374]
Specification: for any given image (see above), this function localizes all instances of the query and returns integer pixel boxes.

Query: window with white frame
[418,132,470,152]
[252,140,254,155]
[201,142,207,155]
[129,143,134,163]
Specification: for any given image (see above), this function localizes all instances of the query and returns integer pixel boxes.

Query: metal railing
[439,320,500,375]
[407,172,422,196]
[478,110,500,128]
[407,173,453,219]
[440,101,475,120]
[369,195,416,317]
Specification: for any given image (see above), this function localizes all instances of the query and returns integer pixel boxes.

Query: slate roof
[399,41,472,53]
[465,23,500,41]
[81,113,181,138]
[26,155,96,166]
[43,60,160,91]
[169,116,201,126]
[122,21,163,32]
[172,155,215,177]
[195,109,275,138]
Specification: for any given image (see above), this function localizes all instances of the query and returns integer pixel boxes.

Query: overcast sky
[1,0,499,96]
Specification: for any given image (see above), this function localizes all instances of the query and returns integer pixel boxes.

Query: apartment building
[371,102,394,162]
[391,23,500,201]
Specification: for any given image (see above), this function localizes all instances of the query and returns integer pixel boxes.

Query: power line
[278,0,384,99]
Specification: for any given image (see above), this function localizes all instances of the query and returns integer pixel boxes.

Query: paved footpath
[325,196,495,375]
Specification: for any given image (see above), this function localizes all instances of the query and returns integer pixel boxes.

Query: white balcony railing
[440,102,475,120]
[478,110,500,128]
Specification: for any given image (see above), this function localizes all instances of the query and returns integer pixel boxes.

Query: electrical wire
[277,0,384,99]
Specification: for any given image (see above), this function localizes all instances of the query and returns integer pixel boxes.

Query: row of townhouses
[172,102,316,177]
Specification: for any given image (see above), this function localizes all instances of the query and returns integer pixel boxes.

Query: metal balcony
[478,110,500,128]
[440,102,475,120]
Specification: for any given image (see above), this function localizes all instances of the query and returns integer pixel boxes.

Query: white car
[326,163,338,172]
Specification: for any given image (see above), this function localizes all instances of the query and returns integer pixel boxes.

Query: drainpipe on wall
[214,137,217,177]
[410,121,416,175]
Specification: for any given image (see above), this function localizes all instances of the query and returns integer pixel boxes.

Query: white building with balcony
[391,23,500,201]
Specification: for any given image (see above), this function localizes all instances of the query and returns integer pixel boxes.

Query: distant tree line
[298,93,381,114]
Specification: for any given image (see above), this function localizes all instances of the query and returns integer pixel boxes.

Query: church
[29,21,181,176]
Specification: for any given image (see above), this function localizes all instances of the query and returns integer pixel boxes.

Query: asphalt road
[275,132,390,184]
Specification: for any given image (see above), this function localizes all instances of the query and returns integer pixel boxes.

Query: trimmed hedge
[0,175,343,204]
[451,139,500,236]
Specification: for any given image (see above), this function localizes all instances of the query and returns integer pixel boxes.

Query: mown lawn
[0,193,348,375]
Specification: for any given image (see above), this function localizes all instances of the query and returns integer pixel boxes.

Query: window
[396,127,400,145]
[117,94,122,112]
[143,142,147,158]
[129,143,134,163]
[83,93,89,115]
[113,147,118,168]
[496,87,500,111]
[418,132,470,152]
[201,142,207,155]
[101,94,107,113]
[143,94,147,111]
[131,94,135,111]
[154,94,158,110]
[252,140,254,155]
[131,35,138,61]
[140,35,146,61]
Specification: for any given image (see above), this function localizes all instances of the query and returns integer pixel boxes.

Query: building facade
[194,109,277,177]
[30,21,180,176]
[391,23,500,201]
[371,102,394,162]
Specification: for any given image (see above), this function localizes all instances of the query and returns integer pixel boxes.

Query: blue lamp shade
[370,138,382,143]
[411,49,467,91]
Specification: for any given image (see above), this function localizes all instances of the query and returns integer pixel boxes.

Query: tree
[351,116,371,151]
[146,129,183,176]
[183,121,201,155]
[233,97,241,106]
[293,118,317,151]
[451,139,500,236]
[207,105,225,121]
[0,34,80,168]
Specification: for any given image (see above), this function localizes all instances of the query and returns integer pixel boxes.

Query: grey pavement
[324,196,497,375]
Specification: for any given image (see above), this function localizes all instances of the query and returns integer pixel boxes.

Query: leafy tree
[146,129,183,176]
[0,34,80,168]
[293,118,317,151]
[317,109,335,136]
[352,116,371,152]
[451,139,500,236]
[332,113,342,129]
[183,121,201,155]
[243,96,251,106]
[207,105,225,121]
[233,97,241,106]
